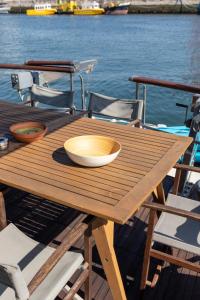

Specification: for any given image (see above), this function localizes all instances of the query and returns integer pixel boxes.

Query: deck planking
[3,187,200,300]
[0,100,199,299]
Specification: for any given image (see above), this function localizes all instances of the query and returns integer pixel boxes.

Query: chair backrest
[178,98,200,192]
[31,84,74,109]
[88,92,144,121]
[11,72,33,91]
[0,263,29,300]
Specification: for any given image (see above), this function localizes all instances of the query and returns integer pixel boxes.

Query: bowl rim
[64,135,121,158]
[9,121,47,138]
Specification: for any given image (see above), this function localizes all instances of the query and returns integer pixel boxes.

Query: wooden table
[0,100,83,157]
[0,103,192,300]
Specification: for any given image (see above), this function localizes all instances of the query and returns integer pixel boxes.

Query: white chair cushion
[153,193,200,255]
[0,224,83,300]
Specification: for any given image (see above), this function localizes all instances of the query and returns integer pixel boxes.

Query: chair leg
[84,226,92,300]
[0,192,7,230]
[150,244,171,287]
[140,209,156,290]
[150,263,162,288]
[63,263,89,300]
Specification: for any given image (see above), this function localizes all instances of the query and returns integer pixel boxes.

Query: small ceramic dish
[0,137,8,150]
[9,121,47,143]
[64,135,121,167]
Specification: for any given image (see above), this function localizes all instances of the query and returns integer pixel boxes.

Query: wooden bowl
[64,135,121,167]
[9,121,47,143]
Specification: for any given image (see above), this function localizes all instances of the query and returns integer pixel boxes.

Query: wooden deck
[1,100,200,299]
[4,186,200,300]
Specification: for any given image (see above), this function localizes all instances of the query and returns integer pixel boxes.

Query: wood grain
[92,219,127,300]
[0,102,192,224]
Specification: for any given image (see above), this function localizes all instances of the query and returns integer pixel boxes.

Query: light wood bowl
[64,135,121,167]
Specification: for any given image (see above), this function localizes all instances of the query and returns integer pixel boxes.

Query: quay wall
[10,4,199,13]
[128,4,199,13]
[7,0,200,14]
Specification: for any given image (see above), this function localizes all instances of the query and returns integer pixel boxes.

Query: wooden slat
[0,104,192,224]
[0,162,120,205]
[6,148,139,187]
[37,136,163,162]
[32,139,159,167]
[65,120,176,146]
[58,123,173,150]
[22,143,152,176]
[114,138,192,222]
[45,127,169,155]
[3,155,129,195]
[0,167,125,222]
[77,118,180,141]
[8,144,146,180]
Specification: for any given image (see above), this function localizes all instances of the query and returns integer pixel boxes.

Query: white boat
[0,2,10,13]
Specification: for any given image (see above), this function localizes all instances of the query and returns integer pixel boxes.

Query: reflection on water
[0,14,200,125]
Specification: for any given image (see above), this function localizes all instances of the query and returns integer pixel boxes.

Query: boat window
[34,4,52,10]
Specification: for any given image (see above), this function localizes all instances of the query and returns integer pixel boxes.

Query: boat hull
[56,9,74,14]
[26,9,57,15]
[73,8,104,15]
[105,4,129,15]
[0,6,10,13]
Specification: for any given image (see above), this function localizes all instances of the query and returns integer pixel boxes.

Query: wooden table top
[0,100,82,157]
[0,107,192,224]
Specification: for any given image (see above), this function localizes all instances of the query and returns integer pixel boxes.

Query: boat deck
[1,100,200,299]
[4,187,200,300]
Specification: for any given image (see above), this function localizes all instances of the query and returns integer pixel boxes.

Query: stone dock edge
[9,4,200,14]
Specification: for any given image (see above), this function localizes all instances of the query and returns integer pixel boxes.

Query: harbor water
[0,14,200,125]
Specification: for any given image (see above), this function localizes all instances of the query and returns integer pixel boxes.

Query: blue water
[0,14,200,125]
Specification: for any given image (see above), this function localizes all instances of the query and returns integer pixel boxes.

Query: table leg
[156,182,166,205]
[92,218,126,300]
[0,192,7,230]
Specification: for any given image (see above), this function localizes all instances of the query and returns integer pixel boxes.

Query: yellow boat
[74,1,104,15]
[26,4,57,16]
[57,0,77,14]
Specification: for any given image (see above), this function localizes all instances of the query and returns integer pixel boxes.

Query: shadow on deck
[4,188,200,300]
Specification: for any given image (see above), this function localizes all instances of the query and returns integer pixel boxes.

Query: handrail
[129,76,200,94]
[26,60,75,66]
[0,63,75,73]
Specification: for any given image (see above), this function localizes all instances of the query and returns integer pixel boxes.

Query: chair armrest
[175,163,200,174]
[143,202,200,222]
[129,76,200,94]
[28,222,87,295]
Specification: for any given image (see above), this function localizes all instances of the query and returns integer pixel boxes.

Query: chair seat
[0,224,83,300]
[153,193,200,255]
